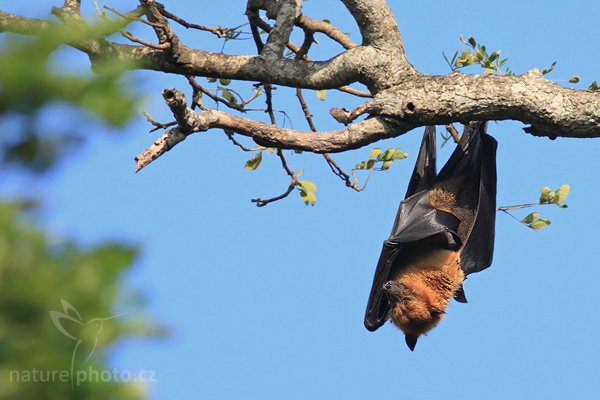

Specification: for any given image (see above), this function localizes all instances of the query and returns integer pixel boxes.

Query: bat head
[383,280,445,350]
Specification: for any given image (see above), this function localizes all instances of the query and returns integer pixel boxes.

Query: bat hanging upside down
[364,122,498,351]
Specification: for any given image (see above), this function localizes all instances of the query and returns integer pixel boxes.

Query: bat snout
[383,281,406,299]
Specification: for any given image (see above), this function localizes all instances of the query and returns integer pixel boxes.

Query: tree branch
[375,69,600,138]
[0,11,51,35]
[296,14,356,50]
[340,0,404,50]
[260,0,300,58]
[57,0,81,16]
[134,88,403,172]
[3,2,599,162]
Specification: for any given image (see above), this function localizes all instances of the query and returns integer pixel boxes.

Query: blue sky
[3,1,600,399]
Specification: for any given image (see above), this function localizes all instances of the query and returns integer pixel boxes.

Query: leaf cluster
[297,175,317,206]
[521,184,570,230]
[353,147,408,172]
[444,36,511,76]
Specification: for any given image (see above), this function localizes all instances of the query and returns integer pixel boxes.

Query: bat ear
[405,334,418,351]
[453,284,468,303]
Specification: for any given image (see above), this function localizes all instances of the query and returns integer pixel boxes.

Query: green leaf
[378,148,395,161]
[298,180,317,192]
[219,87,236,104]
[468,36,477,48]
[219,78,231,86]
[300,190,317,206]
[353,161,367,170]
[296,168,304,177]
[474,48,485,61]
[569,75,580,83]
[589,81,599,91]
[542,61,556,75]
[381,160,393,170]
[539,186,554,203]
[521,212,539,224]
[366,159,376,170]
[529,218,551,230]
[392,149,408,160]
[315,89,327,101]
[456,49,473,66]
[207,77,217,83]
[244,152,262,170]
[369,148,382,159]
[553,184,570,204]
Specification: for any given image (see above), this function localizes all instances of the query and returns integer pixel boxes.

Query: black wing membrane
[436,122,498,274]
[457,124,497,274]
[364,123,498,332]
[404,126,437,198]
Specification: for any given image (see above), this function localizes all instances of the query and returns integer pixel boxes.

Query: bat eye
[383,281,405,291]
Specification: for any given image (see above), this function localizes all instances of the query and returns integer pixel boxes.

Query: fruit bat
[364,122,497,351]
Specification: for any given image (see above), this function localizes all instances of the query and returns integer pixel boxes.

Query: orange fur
[388,188,464,337]
[429,188,456,212]
[389,248,463,336]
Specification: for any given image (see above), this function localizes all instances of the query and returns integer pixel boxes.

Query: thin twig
[295,87,364,191]
[143,111,177,132]
[225,131,261,151]
[139,0,180,50]
[241,86,263,107]
[351,167,373,190]
[497,202,542,211]
[445,123,461,143]
[296,28,314,60]
[251,149,298,207]
[186,76,243,111]
[103,5,159,27]
[323,154,367,191]
[276,148,295,178]
[155,1,243,39]
[264,85,277,125]
[251,184,295,207]
[330,102,375,125]
[247,9,277,124]
[337,86,373,98]
[98,4,169,48]
[120,30,171,49]
[244,20,300,206]
[499,209,528,225]
[295,88,317,131]
[247,7,265,52]
[296,15,356,50]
